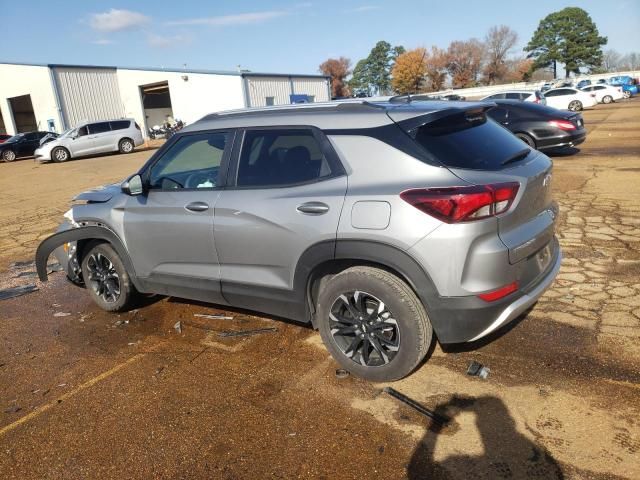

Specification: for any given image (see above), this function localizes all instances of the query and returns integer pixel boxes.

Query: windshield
[60,128,76,138]
[6,133,24,142]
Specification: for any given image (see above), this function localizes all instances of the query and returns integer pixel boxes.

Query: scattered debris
[52,303,61,308]
[57,384,67,388]
[53,312,71,317]
[114,320,123,326]
[31,389,40,394]
[467,360,491,379]
[3,405,21,414]
[194,313,234,320]
[0,284,38,301]
[335,368,350,379]
[173,321,182,334]
[288,432,297,437]
[154,366,165,376]
[47,262,64,272]
[378,445,385,454]
[127,342,137,346]
[218,327,277,338]
[10,260,34,269]
[383,387,449,425]
[14,271,38,278]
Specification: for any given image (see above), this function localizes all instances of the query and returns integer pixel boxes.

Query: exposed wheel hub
[329,291,400,367]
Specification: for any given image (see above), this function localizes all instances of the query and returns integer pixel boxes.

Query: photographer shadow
[407,395,564,480]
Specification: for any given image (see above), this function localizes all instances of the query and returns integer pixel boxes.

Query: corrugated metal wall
[52,67,125,128]
[244,76,330,107]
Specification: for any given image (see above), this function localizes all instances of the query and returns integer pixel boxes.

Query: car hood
[73,183,121,203]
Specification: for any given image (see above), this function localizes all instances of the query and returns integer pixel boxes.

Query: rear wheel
[52,147,70,162]
[568,100,583,111]
[515,132,536,149]
[81,243,137,312]
[118,138,134,154]
[602,95,613,104]
[2,149,16,162]
[317,266,433,382]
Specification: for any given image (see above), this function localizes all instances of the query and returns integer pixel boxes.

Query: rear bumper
[537,131,586,150]
[427,238,561,344]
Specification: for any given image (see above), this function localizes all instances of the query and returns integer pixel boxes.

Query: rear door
[544,88,571,109]
[89,122,114,154]
[214,127,347,314]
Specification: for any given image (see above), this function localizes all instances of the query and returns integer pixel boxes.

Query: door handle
[185,201,210,212]
[297,202,329,215]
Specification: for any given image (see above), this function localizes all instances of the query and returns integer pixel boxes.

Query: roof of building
[0,61,329,79]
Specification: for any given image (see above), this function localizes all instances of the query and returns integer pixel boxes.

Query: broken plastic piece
[173,321,182,333]
[218,327,277,338]
[0,284,38,301]
[383,387,449,425]
[194,313,234,320]
[335,368,350,379]
[467,360,490,379]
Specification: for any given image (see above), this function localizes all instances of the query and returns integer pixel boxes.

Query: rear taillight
[477,281,519,302]
[548,119,576,131]
[400,182,520,223]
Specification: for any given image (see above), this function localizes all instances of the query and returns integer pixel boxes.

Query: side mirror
[121,174,144,196]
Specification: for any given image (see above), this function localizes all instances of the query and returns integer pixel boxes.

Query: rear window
[413,111,530,170]
[110,120,130,130]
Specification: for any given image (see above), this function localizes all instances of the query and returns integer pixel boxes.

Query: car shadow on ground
[406,395,564,479]
[545,147,581,157]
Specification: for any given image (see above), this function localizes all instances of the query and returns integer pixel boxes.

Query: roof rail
[388,94,413,104]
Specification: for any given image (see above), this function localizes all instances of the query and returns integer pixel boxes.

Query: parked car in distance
[35,119,143,163]
[442,94,466,101]
[487,99,586,151]
[607,76,638,98]
[0,131,56,162]
[0,134,11,143]
[481,90,546,105]
[543,87,597,111]
[580,84,624,104]
[575,79,591,89]
[36,100,561,381]
[597,79,607,84]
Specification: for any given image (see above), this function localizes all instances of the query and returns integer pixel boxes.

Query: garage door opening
[9,94,37,133]
[140,82,173,132]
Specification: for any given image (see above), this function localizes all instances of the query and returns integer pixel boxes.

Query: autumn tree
[319,57,352,98]
[349,41,405,95]
[483,25,518,84]
[504,58,534,82]
[525,7,607,77]
[391,48,428,94]
[424,46,448,91]
[446,39,484,88]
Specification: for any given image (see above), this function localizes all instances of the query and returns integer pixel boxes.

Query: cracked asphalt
[1,99,639,479]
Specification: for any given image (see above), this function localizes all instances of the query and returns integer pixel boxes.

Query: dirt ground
[1,100,639,479]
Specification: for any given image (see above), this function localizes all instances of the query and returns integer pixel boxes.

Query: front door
[70,125,96,156]
[88,121,115,154]
[214,127,347,316]
[123,130,232,303]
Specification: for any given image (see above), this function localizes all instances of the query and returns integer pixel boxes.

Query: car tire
[568,100,583,111]
[316,266,433,382]
[623,91,631,99]
[2,149,16,162]
[52,147,70,163]
[118,138,134,154]
[515,133,536,149]
[602,95,613,104]
[81,242,137,312]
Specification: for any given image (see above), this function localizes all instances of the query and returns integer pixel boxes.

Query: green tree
[349,41,405,95]
[524,7,607,78]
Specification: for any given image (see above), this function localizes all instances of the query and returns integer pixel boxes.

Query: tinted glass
[89,122,111,134]
[413,112,530,170]
[24,132,38,141]
[486,93,505,99]
[77,126,88,137]
[486,107,508,122]
[110,120,130,130]
[237,129,332,187]
[149,132,228,190]
[505,92,522,100]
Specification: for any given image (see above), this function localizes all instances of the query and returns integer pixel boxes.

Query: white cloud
[346,5,380,13]
[89,9,150,32]
[165,10,288,27]
[147,33,193,48]
[91,39,114,45]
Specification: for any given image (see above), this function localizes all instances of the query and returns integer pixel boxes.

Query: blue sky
[2,1,638,74]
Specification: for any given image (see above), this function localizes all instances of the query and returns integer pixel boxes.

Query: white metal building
[0,62,331,137]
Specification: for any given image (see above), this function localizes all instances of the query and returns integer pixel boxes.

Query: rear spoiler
[386,102,497,136]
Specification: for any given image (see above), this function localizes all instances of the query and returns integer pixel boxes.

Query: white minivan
[35,119,144,163]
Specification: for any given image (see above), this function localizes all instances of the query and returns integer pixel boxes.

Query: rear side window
[413,111,530,170]
[505,93,522,100]
[110,120,130,130]
[237,129,333,187]
[89,122,111,134]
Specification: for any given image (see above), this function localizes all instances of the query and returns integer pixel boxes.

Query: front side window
[77,126,88,137]
[89,122,111,134]
[149,132,228,190]
[237,129,332,187]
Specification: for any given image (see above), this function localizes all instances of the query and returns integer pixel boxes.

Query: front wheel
[602,95,613,104]
[623,90,631,99]
[2,149,16,162]
[568,100,583,111]
[317,266,433,382]
[81,243,137,312]
[52,147,70,162]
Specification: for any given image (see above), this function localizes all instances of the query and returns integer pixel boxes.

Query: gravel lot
[0,99,639,479]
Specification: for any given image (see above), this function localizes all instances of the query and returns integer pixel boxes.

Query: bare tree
[319,57,352,98]
[602,49,622,72]
[446,39,484,88]
[483,25,518,84]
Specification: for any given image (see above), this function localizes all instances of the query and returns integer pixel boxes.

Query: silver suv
[36,100,561,381]
[35,119,144,163]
